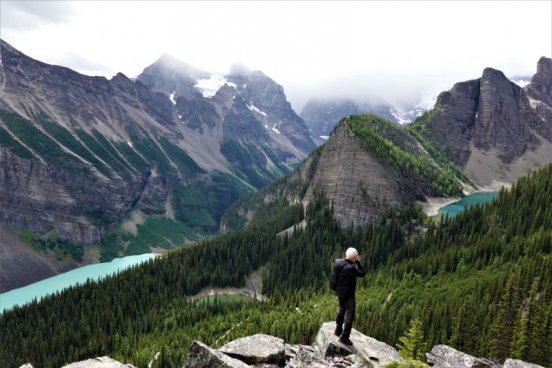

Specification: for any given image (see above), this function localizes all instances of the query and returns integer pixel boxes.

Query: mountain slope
[410,57,552,188]
[222,113,470,231]
[0,39,314,291]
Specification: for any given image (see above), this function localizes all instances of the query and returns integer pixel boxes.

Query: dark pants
[335,296,356,340]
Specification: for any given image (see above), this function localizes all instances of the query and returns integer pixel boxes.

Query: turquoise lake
[0,253,155,312]
[438,191,499,218]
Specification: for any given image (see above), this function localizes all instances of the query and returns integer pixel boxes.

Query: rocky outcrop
[184,341,250,368]
[503,359,544,368]
[417,57,552,187]
[182,322,402,368]
[61,356,136,368]
[426,345,498,368]
[219,334,286,365]
[302,119,437,227]
[314,322,403,368]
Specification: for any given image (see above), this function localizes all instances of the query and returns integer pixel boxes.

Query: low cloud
[0,1,74,31]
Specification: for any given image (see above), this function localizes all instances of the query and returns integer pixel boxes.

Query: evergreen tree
[397,318,428,361]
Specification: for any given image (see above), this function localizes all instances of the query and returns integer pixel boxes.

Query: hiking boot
[339,337,354,346]
[334,329,342,337]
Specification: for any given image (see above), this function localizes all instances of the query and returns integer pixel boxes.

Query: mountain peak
[481,67,509,83]
[530,56,552,96]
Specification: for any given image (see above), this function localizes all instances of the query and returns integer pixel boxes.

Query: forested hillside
[2,164,552,367]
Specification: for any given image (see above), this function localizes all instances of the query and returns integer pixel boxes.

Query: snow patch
[178,114,182,119]
[272,127,281,134]
[127,141,133,148]
[390,110,411,125]
[512,79,531,88]
[194,74,237,98]
[247,103,267,116]
[169,91,177,105]
[320,136,329,140]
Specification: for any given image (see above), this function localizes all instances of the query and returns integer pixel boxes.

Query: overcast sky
[1,1,551,110]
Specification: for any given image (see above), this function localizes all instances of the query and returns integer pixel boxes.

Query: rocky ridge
[24,322,544,368]
[414,57,552,188]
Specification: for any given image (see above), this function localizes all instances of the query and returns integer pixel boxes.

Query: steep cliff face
[303,121,429,227]
[412,57,552,187]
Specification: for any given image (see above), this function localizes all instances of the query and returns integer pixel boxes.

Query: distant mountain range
[224,56,552,231]
[301,74,538,140]
[0,39,315,291]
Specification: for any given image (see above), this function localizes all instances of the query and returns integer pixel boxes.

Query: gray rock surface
[61,356,135,368]
[184,341,251,368]
[314,321,403,368]
[219,333,286,365]
[419,57,552,187]
[426,345,499,368]
[503,359,544,368]
[18,364,34,368]
[302,119,436,227]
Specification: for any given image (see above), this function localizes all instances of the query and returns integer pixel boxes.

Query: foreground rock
[219,334,286,365]
[61,356,136,368]
[503,359,544,368]
[427,345,499,368]
[314,321,403,368]
[184,341,250,368]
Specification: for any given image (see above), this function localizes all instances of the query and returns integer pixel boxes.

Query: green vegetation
[125,217,199,255]
[18,230,84,262]
[4,161,552,367]
[76,129,131,178]
[0,124,34,159]
[129,132,173,174]
[397,319,428,362]
[158,137,204,177]
[38,117,113,178]
[347,114,464,196]
[0,111,90,174]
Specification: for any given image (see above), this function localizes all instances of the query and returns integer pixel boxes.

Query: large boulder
[219,333,286,365]
[61,356,136,368]
[314,322,403,368]
[503,359,544,368]
[426,345,499,368]
[18,365,33,368]
[184,341,251,368]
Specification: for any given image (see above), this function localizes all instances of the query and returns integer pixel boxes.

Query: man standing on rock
[334,247,366,346]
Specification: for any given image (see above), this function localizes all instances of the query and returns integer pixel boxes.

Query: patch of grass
[99,230,133,262]
[17,230,84,262]
[38,117,113,178]
[1,111,90,174]
[115,142,149,173]
[158,137,204,177]
[130,133,173,175]
[0,124,34,159]
[125,217,199,256]
[76,129,131,179]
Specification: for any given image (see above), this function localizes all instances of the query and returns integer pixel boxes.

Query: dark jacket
[334,258,366,299]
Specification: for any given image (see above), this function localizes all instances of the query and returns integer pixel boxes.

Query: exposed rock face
[426,345,499,368]
[184,341,250,368]
[303,120,435,227]
[314,322,403,368]
[418,57,552,187]
[219,334,286,365]
[61,356,136,368]
[503,359,544,368]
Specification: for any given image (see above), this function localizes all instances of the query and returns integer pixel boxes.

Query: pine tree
[397,318,428,361]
